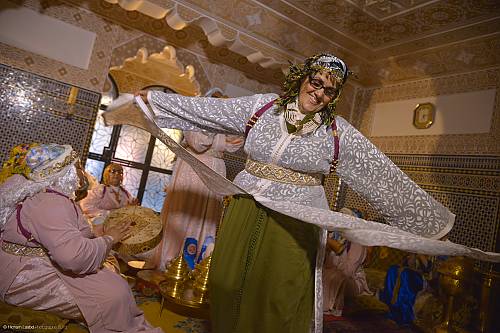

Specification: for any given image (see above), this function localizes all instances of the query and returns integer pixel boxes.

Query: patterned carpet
[140,304,419,333]
[0,285,418,333]
[138,292,419,333]
[136,287,422,333]
[134,293,210,333]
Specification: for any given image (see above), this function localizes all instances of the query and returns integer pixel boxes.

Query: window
[84,76,182,212]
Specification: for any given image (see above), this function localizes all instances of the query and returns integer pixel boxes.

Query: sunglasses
[308,75,339,99]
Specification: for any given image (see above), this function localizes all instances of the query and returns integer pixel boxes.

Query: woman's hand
[135,90,149,104]
[103,221,133,245]
[128,197,140,206]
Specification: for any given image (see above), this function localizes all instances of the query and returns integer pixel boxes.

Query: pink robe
[80,183,136,219]
[322,242,372,314]
[150,131,243,270]
[79,184,136,235]
[0,176,160,333]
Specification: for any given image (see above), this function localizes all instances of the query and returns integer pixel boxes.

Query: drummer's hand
[129,197,140,206]
[135,90,149,104]
[103,221,133,245]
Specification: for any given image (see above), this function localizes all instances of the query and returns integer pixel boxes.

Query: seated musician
[80,162,138,235]
[0,143,161,333]
[323,208,372,316]
[379,252,432,326]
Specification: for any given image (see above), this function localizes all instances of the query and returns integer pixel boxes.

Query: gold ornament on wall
[413,102,435,129]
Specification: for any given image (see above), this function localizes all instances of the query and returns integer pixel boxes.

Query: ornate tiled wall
[0,64,100,164]
[341,154,500,259]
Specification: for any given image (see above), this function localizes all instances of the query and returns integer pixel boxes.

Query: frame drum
[104,206,162,255]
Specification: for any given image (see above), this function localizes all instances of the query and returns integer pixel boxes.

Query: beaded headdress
[276,53,350,126]
[26,144,79,181]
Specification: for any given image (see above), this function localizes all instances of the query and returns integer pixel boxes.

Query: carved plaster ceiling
[98,0,500,86]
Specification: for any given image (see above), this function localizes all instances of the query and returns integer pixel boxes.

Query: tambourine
[104,206,162,255]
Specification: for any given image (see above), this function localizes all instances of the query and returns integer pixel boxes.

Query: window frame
[85,76,177,205]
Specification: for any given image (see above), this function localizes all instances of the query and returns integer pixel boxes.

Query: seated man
[379,252,432,326]
[80,162,138,235]
[323,208,372,316]
[0,143,161,333]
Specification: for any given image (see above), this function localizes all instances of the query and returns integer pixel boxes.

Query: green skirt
[209,196,319,333]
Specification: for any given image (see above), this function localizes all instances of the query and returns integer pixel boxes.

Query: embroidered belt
[1,241,48,258]
[245,159,323,186]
